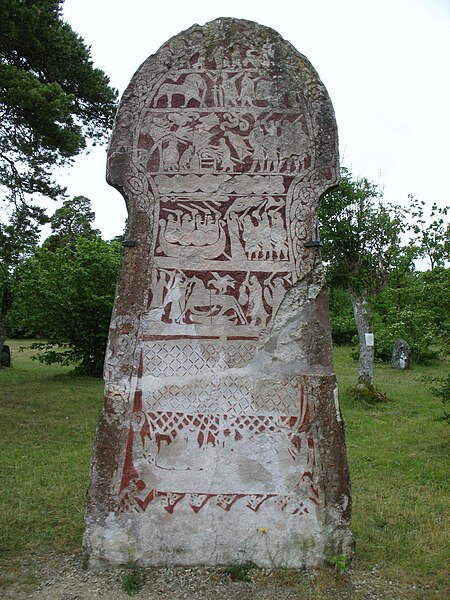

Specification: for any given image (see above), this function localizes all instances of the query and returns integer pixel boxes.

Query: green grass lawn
[0,341,448,593]
[333,346,449,587]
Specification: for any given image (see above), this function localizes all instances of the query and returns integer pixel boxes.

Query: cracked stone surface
[83,17,353,568]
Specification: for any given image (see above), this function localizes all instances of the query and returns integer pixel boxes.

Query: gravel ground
[1,554,442,599]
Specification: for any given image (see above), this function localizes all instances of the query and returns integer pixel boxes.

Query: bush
[11,237,121,376]
[424,373,450,423]
[370,308,438,365]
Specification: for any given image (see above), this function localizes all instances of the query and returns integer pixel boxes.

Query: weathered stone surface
[392,339,411,369]
[83,18,353,568]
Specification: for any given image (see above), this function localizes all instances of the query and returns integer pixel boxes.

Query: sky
[56,0,450,241]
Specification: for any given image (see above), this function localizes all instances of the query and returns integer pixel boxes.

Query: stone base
[83,507,353,569]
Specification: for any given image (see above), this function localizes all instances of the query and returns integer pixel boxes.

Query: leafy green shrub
[424,373,450,423]
[345,268,450,366]
[11,237,121,376]
[371,308,437,365]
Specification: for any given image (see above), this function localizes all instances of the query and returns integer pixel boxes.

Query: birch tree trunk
[350,289,374,386]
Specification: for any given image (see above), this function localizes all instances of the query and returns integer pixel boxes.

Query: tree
[0,205,46,358]
[408,196,449,270]
[0,0,118,205]
[369,268,441,365]
[0,1,117,360]
[44,195,100,250]
[12,237,122,376]
[320,168,406,387]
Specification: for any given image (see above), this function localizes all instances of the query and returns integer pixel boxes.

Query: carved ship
[157,219,228,259]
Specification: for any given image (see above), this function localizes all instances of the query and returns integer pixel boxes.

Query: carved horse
[154,74,207,108]
[179,278,247,325]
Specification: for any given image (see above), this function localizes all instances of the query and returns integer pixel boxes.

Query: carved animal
[154,74,207,108]
[180,279,247,324]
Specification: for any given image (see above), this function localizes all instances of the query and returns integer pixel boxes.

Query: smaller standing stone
[392,339,411,369]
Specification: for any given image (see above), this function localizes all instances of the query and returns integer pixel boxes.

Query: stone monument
[83,18,353,568]
[392,339,411,369]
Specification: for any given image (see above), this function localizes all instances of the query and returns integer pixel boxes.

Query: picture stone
[83,17,353,568]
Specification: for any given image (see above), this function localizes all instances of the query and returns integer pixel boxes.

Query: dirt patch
[1,553,443,599]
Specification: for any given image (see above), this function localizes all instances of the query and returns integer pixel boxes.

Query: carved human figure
[192,50,205,69]
[264,276,286,323]
[264,120,279,172]
[221,72,240,106]
[203,213,221,243]
[163,272,188,323]
[162,212,182,243]
[279,119,295,172]
[291,118,309,171]
[243,49,258,68]
[179,146,194,170]
[241,215,261,259]
[270,211,288,258]
[192,125,213,157]
[247,275,266,326]
[213,47,225,70]
[146,113,171,142]
[231,47,242,68]
[258,213,273,259]
[261,42,275,68]
[248,124,265,172]
[226,212,247,260]
[151,270,165,308]
[239,72,255,106]
[216,138,234,172]
[181,211,198,239]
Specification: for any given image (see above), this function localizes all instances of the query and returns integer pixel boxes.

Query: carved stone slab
[83,18,353,568]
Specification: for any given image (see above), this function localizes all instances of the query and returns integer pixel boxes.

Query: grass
[0,340,448,595]
[122,564,146,595]
[0,341,103,565]
[220,560,259,582]
[334,346,449,587]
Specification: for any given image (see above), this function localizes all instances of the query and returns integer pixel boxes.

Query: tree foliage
[12,237,122,376]
[320,168,406,295]
[371,267,450,364]
[0,0,118,204]
[323,171,449,372]
[408,196,449,269]
[0,1,117,361]
[320,168,406,386]
[44,194,100,250]
[0,205,45,351]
